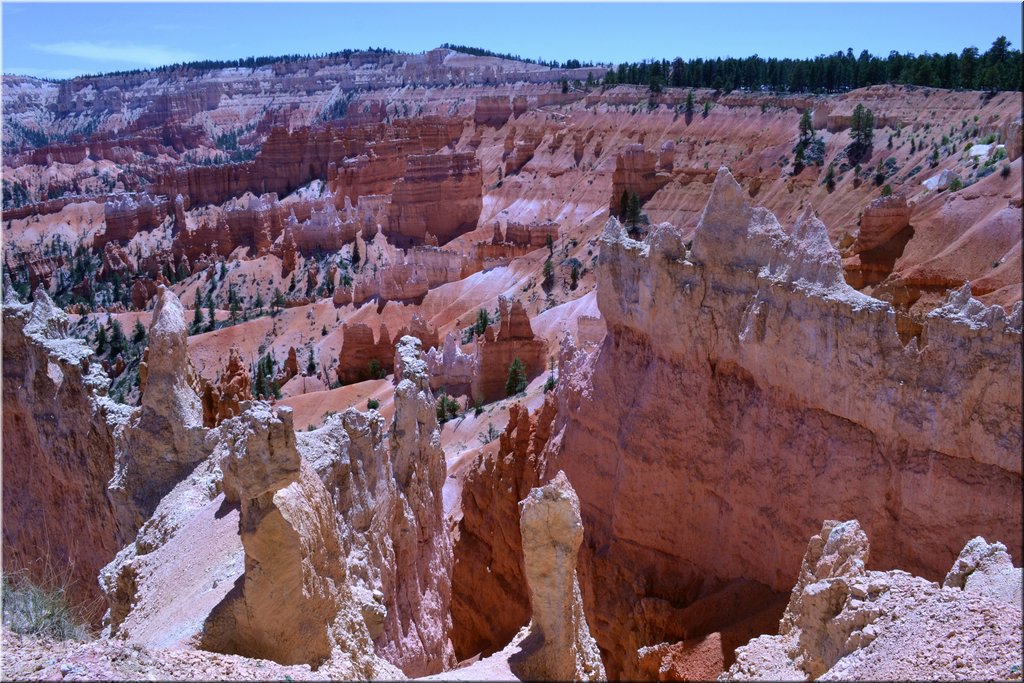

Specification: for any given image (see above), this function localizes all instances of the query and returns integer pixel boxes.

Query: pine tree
[351,239,360,268]
[132,319,146,345]
[192,303,204,334]
[206,295,216,332]
[799,110,814,144]
[475,308,491,337]
[307,348,316,376]
[95,323,108,354]
[506,357,527,396]
[109,320,126,358]
[685,90,695,116]
[626,191,642,228]
[543,258,555,289]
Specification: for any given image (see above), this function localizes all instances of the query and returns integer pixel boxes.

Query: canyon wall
[556,168,1022,677]
[387,153,483,246]
[1,286,124,621]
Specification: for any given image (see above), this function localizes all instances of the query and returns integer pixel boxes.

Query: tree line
[602,37,1021,93]
[440,44,596,69]
[76,47,396,80]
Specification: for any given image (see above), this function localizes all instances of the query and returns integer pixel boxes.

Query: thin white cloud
[30,41,200,67]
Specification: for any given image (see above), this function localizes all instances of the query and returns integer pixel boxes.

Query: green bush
[367,398,380,410]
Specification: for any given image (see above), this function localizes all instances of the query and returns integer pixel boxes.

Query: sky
[2,2,1021,80]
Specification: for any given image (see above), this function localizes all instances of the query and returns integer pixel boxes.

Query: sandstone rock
[201,404,392,677]
[2,288,124,622]
[471,297,547,403]
[851,193,912,253]
[505,220,560,249]
[724,520,1024,681]
[558,167,1021,677]
[377,336,455,674]
[425,332,476,397]
[280,225,298,276]
[201,347,253,426]
[610,143,671,214]
[921,168,960,192]
[943,537,1023,607]
[388,153,482,246]
[337,323,393,384]
[474,95,512,127]
[451,395,557,659]
[109,286,208,535]
[129,278,158,311]
[509,472,604,682]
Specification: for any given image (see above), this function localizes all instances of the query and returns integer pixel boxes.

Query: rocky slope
[552,169,1021,677]
[3,48,1021,682]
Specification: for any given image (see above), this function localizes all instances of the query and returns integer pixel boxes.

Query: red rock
[336,323,393,384]
[451,395,556,659]
[471,297,547,403]
[388,153,482,246]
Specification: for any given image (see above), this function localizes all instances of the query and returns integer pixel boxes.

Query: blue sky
[3,2,1021,80]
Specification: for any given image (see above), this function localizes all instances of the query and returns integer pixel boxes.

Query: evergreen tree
[474,307,491,337]
[626,191,643,228]
[132,319,146,345]
[825,164,836,192]
[307,348,316,376]
[192,303,204,334]
[206,295,216,332]
[351,240,360,268]
[542,258,555,289]
[799,110,814,144]
[685,90,695,116]
[95,323,108,355]
[505,357,527,396]
[109,320,126,358]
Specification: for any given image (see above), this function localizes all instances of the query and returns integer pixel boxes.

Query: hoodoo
[2,14,1021,681]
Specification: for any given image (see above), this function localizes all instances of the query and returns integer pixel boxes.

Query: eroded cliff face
[108,286,208,533]
[450,395,557,660]
[555,168,1022,678]
[724,520,1023,680]
[378,337,456,675]
[1,286,125,621]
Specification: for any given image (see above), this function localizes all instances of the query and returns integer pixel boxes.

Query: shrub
[948,177,963,192]
[881,184,893,197]
[1001,164,1011,178]
[436,391,460,423]
[1,572,89,641]
[478,423,500,445]
[474,399,484,417]
[543,374,557,393]
[366,398,380,410]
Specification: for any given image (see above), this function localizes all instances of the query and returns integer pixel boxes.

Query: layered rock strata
[557,168,1022,677]
[471,297,547,403]
[388,153,483,246]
